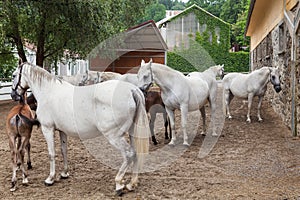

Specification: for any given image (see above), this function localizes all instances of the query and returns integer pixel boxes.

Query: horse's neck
[253,68,270,87]
[152,64,183,91]
[203,68,217,78]
[24,64,62,102]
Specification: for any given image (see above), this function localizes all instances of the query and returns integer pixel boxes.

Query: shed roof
[123,20,168,52]
[156,4,230,28]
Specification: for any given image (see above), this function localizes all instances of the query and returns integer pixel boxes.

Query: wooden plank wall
[89,51,165,74]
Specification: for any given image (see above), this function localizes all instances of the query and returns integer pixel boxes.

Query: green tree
[159,0,185,10]
[187,0,225,17]
[0,0,152,69]
[220,0,250,49]
[0,44,18,79]
[142,3,166,22]
[232,8,250,49]
[220,0,248,24]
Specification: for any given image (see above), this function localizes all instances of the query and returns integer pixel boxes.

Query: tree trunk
[8,4,27,63]
[36,11,46,67]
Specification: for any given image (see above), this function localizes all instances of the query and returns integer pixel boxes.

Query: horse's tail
[17,112,40,128]
[222,83,227,116]
[132,88,150,173]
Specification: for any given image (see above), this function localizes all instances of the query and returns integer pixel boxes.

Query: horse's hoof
[168,141,175,146]
[44,181,54,186]
[183,142,190,147]
[116,189,124,196]
[10,182,17,192]
[27,162,32,170]
[126,183,135,192]
[22,178,29,185]
[152,136,158,145]
[60,172,69,179]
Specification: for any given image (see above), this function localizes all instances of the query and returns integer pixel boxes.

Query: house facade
[156,4,230,51]
[246,0,300,135]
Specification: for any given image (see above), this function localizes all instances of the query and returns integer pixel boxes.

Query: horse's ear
[149,58,153,64]
[141,59,145,66]
[18,58,23,66]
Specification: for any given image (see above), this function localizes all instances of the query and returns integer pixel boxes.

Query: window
[278,22,285,54]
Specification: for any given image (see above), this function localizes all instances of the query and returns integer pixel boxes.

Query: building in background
[156,4,230,51]
[245,0,299,135]
[88,20,168,74]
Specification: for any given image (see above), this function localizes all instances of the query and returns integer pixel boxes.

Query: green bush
[167,50,249,73]
[225,51,249,72]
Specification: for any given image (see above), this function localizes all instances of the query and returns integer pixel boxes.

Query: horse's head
[137,59,153,92]
[269,67,281,93]
[217,64,225,79]
[79,70,89,86]
[11,64,29,101]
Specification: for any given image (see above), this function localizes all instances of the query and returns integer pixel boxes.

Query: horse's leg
[41,126,56,186]
[163,110,169,140]
[26,142,32,169]
[257,96,263,122]
[200,106,206,136]
[180,105,189,146]
[59,131,69,179]
[20,137,29,185]
[246,94,254,123]
[224,89,233,119]
[9,136,18,192]
[149,110,158,145]
[108,133,134,195]
[209,86,218,136]
[166,108,176,145]
[168,116,172,139]
[126,131,139,193]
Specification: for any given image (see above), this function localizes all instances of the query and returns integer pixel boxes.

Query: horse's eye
[272,75,275,80]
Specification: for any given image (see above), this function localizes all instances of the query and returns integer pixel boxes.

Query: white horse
[88,71,169,145]
[58,72,88,86]
[137,59,216,146]
[11,63,149,195]
[187,64,224,135]
[86,70,139,86]
[222,66,282,122]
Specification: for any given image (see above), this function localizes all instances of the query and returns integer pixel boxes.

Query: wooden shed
[88,20,168,74]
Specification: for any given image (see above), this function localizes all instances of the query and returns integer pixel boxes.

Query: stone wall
[250,18,300,135]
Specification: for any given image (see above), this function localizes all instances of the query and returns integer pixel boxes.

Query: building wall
[246,0,298,51]
[250,16,300,135]
[161,10,228,51]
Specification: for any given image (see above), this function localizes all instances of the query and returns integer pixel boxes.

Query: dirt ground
[1,94,300,200]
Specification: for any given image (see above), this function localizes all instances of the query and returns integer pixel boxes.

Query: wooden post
[284,0,298,136]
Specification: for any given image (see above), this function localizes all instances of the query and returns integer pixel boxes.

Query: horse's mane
[152,63,185,77]
[101,72,121,81]
[23,63,59,87]
[203,64,222,72]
